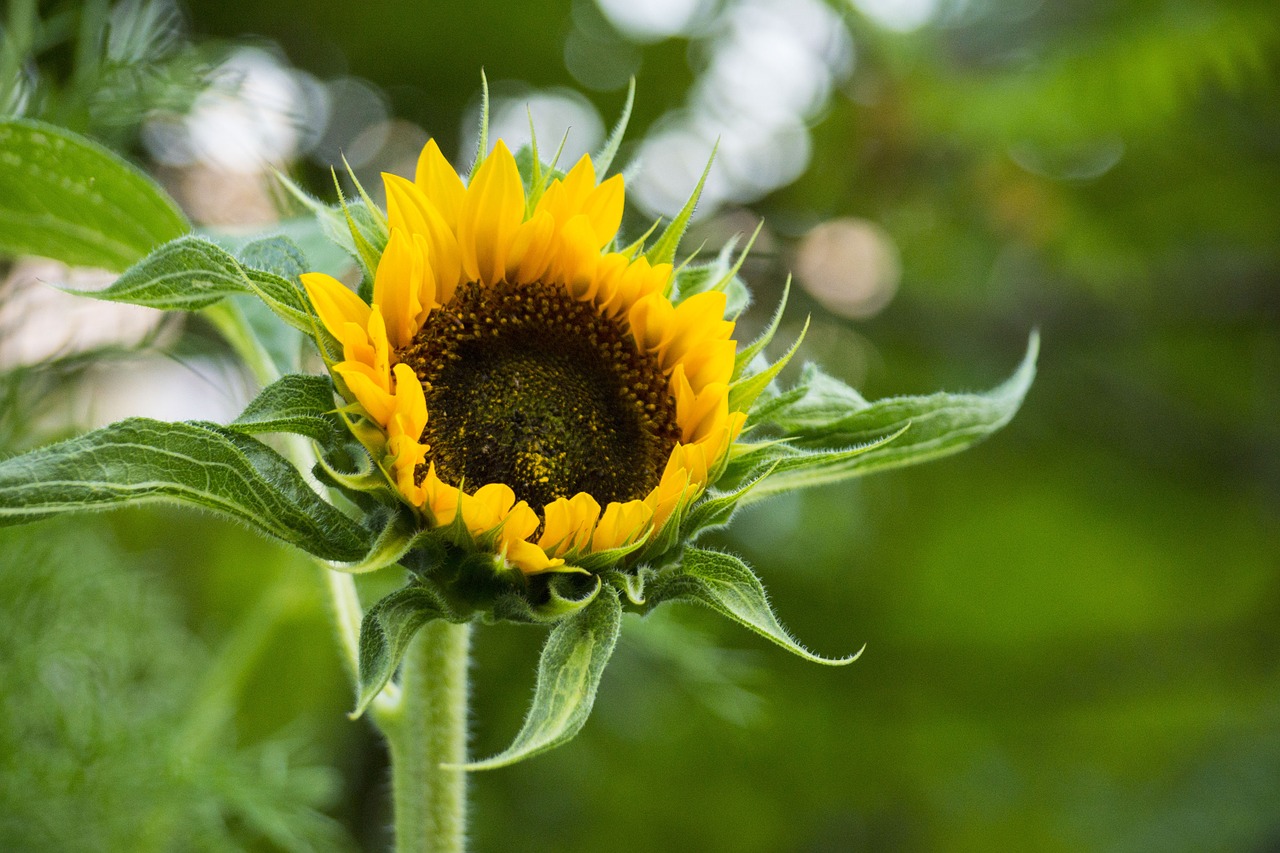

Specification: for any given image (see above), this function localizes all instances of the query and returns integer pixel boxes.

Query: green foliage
[645,548,859,665]
[81,234,316,332]
[0,418,371,562]
[230,373,342,443]
[356,584,457,717]
[724,333,1038,503]
[0,119,187,270]
[0,520,347,852]
[462,590,623,770]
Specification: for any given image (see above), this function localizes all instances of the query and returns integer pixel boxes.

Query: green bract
[0,109,1035,768]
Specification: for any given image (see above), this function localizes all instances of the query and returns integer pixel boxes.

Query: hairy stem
[384,620,471,853]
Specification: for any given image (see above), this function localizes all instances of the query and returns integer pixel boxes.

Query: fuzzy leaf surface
[740,333,1039,500]
[353,584,454,717]
[0,418,370,561]
[647,548,859,665]
[460,590,622,770]
[229,374,341,444]
[80,235,314,331]
[0,119,188,270]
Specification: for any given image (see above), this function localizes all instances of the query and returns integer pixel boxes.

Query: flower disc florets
[404,279,683,512]
[302,138,746,575]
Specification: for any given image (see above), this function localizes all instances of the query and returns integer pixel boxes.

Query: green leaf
[78,235,314,332]
[0,119,187,270]
[0,418,371,562]
[236,235,309,281]
[733,426,909,504]
[353,584,453,717]
[756,333,1039,486]
[229,374,341,444]
[459,589,622,770]
[647,548,859,665]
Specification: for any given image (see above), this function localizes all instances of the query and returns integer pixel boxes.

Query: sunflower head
[302,109,746,607]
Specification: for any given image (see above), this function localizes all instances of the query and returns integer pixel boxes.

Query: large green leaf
[78,235,315,332]
[646,548,859,665]
[0,119,187,270]
[460,590,622,770]
[0,418,370,562]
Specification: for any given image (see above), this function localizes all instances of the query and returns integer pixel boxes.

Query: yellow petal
[373,228,425,350]
[505,537,566,574]
[645,454,692,534]
[423,463,460,527]
[414,138,466,230]
[538,492,602,557]
[626,291,675,355]
[599,256,669,318]
[334,363,395,424]
[581,173,624,248]
[549,214,600,300]
[660,290,734,371]
[504,210,555,284]
[389,362,428,438]
[591,500,653,552]
[680,338,737,392]
[302,272,370,340]
[384,172,463,299]
[458,140,525,285]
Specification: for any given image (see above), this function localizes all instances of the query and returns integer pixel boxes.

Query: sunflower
[301,139,746,575]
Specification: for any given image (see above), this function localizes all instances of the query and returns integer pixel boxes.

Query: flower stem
[384,620,471,853]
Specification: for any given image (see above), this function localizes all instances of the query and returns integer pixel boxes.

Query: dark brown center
[400,280,681,511]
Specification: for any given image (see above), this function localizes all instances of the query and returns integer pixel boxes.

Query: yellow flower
[302,140,746,574]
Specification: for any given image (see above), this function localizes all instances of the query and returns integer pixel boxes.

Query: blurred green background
[1,0,1277,850]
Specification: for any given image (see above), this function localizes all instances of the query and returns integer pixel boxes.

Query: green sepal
[333,505,429,575]
[733,277,791,380]
[352,583,457,718]
[0,118,188,271]
[670,224,759,317]
[592,77,635,177]
[647,140,717,271]
[645,548,860,665]
[340,154,390,241]
[76,235,314,333]
[469,70,491,178]
[228,373,342,444]
[0,418,371,562]
[680,462,780,539]
[728,315,809,414]
[456,588,622,770]
[492,573,603,624]
[332,171,383,285]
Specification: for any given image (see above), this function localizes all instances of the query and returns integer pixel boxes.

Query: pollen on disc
[401,280,681,511]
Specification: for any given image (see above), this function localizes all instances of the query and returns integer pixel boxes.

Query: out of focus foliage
[1,0,1276,850]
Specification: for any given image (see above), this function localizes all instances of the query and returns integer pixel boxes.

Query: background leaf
[0,119,187,270]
